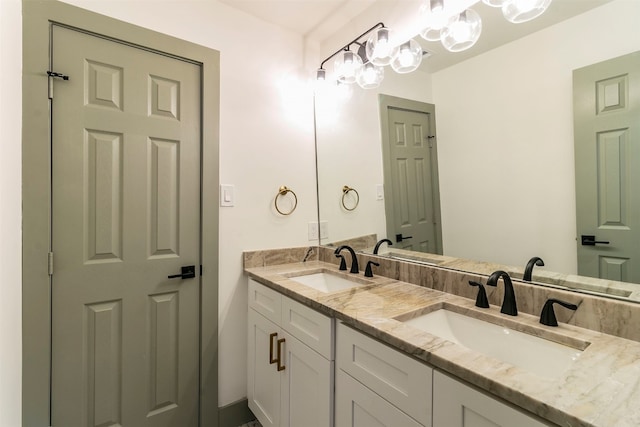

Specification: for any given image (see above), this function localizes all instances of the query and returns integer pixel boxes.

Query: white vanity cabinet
[432,371,550,427]
[247,279,334,427]
[335,322,433,427]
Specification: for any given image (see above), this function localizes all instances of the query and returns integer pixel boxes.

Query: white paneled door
[50,25,201,426]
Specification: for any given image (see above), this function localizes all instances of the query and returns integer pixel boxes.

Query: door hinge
[47,71,69,99]
[48,252,54,276]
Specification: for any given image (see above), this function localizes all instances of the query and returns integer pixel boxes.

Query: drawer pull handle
[269,332,278,364]
[276,338,286,371]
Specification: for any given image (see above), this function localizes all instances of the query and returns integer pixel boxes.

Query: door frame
[22,2,220,426]
[378,94,443,254]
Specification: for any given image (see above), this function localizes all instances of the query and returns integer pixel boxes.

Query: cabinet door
[433,371,549,427]
[337,323,432,426]
[248,309,282,427]
[281,331,334,427]
[335,370,423,427]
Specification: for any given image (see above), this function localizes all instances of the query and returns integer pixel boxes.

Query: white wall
[0,0,23,424]
[1,0,316,415]
[433,0,640,274]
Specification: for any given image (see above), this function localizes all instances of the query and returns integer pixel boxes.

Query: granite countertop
[245,260,640,427]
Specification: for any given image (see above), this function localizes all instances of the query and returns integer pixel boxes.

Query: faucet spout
[523,256,544,281]
[373,238,393,255]
[334,245,359,274]
[486,270,518,316]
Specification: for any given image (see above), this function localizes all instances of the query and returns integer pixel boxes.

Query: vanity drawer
[248,279,282,325]
[337,322,432,427]
[282,296,334,360]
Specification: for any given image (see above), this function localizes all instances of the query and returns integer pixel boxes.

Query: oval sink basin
[402,309,584,378]
[288,272,364,293]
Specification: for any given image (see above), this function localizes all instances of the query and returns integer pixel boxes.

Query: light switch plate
[376,184,384,201]
[308,221,319,241]
[220,184,235,207]
[320,221,329,239]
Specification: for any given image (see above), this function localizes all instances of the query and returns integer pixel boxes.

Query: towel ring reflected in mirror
[342,185,359,211]
[275,185,298,215]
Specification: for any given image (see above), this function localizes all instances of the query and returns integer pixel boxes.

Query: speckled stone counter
[244,258,640,427]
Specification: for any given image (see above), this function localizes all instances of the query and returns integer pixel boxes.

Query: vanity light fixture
[315,22,427,91]
[420,0,553,52]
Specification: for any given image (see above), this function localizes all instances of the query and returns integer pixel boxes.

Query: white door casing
[51,24,201,426]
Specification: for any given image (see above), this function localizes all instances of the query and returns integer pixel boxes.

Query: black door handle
[581,235,610,246]
[168,265,196,279]
[395,233,413,243]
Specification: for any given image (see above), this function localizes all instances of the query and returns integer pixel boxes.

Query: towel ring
[341,185,359,211]
[275,186,298,216]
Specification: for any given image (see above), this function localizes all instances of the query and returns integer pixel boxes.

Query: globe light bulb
[356,62,384,89]
[441,9,482,53]
[502,0,552,23]
[482,0,507,7]
[334,50,363,84]
[420,0,448,41]
[390,39,423,74]
[366,27,399,66]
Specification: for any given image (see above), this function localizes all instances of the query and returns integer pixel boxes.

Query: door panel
[384,106,442,254]
[281,331,333,427]
[335,370,422,427]
[248,309,282,427]
[574,51,640,283]
[51,25,201,426]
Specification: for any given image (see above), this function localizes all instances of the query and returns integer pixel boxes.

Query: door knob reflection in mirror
[581,235,610,246]
[395,233,413,243]
[168,265,196,279]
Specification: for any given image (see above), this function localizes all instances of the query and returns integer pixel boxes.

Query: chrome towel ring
[275,186,298,215]
[341,185,359,211]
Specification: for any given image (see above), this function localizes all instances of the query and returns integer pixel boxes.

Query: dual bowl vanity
[244,247,640,427]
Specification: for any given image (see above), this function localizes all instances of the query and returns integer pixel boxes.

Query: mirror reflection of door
[574,51,640,283]
[379,95,443,254]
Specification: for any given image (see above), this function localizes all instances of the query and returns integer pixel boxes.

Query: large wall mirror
[315,0,640,301]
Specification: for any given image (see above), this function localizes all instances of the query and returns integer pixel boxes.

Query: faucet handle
[540,298,578,326]
[335,254,347,271]
[364,261,380,278]
[468,281,490,308]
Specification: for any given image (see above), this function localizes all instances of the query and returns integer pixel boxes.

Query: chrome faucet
[373,238,393,255]
[486,270,518,316]
[523,256,544,281]
[334,245,359,274]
